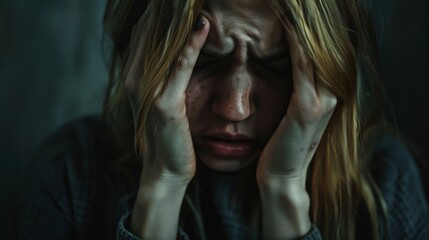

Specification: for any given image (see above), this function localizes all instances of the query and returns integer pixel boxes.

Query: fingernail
[193,15,206,31]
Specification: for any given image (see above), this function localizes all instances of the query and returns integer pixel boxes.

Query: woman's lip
[198,137,258,158]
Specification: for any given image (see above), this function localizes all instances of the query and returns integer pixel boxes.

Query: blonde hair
[267,1,388,239]
[103,0,387,239]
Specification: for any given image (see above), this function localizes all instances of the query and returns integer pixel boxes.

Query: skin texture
[126,0,337,238]
[187,0,292,172]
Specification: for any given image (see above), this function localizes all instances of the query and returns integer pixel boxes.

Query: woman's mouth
[198,134,259,158]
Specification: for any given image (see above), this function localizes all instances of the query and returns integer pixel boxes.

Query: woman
[19,0,428,239]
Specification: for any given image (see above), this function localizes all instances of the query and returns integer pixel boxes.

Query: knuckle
[305,102,324,120]
[176,46,198,70]
[304,94,322,114]
[152,97,185,118]
[293,98,323,123]
[321,93,337,113]
[326,96,337,111]
[188,38,200,53]
[296,59,310,71]
[176,55,192,70]
[300,98,335,124]
[154,96,174,111]
[291,88,337,125]
[293,47,312,72]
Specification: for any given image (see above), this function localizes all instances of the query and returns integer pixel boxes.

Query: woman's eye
[192,55,225,79]
[266,59,291,71]
[249,58,293,87]
[257,59,291,76]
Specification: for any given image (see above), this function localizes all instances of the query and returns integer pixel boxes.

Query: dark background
[0,0,428,239]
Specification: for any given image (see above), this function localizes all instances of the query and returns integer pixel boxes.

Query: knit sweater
[19,116,429,239]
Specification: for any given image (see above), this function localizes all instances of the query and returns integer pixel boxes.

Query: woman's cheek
[185,78,212,126]
[256,83,291,135]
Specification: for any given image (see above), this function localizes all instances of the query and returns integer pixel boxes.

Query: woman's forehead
[201,0,286,59]
[202,0,273,14]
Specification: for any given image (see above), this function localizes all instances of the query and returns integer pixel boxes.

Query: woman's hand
[127,16,210,239]
[256,17,337,239]
[126,17,211,186]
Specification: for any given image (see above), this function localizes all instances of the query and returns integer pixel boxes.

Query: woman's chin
[196,151,258,172]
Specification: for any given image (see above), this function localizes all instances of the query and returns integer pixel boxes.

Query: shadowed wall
[0,0,108,238]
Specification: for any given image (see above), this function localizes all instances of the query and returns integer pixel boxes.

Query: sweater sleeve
[18,116,118,239]
[116,212,140,240]
[371,136,429,239]
[300,135,429,240]
[300,225,322,240]
[115,211,191,240]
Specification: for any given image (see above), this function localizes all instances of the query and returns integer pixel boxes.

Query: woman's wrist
[131,179,188,239]
[259,180,312,239]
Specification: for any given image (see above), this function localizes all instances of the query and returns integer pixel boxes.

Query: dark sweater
[19,116,429,239]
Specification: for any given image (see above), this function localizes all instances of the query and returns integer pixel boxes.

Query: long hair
[103,0,388,239]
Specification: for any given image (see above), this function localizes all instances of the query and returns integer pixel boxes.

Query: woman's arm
[126,16,210,239]
[130,180,188,239]
[259,179,312,239]
[256,16,336,239]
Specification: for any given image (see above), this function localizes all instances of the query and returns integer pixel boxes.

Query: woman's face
[187,0,292,172]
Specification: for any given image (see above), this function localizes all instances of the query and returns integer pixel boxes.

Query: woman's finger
[316,81,337,114]
[282,16,316,104]
[160,16,210,102]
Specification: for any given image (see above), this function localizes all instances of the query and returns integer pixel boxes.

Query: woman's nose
[211,77,254,122]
